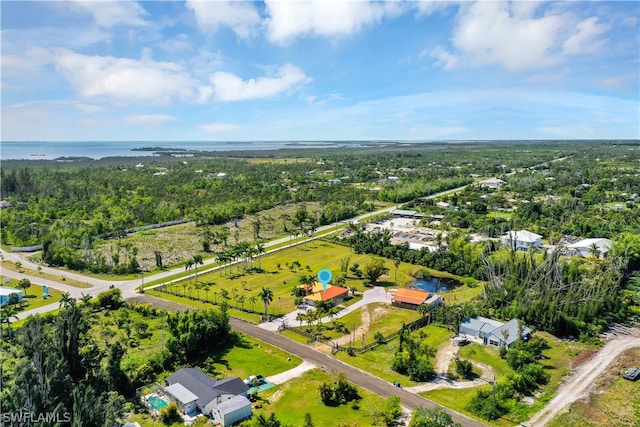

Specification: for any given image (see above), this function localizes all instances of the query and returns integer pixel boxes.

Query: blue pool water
[148,395,168,411]
[411,277,457,293]
[248,380,275,394]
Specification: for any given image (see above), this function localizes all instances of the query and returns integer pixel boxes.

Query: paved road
[130,294,486,427]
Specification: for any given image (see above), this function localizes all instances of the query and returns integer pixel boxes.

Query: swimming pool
[148,395,168,411]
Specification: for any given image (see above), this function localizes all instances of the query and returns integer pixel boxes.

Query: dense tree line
[0,291,231,426]
[345,226,638,338]
[345,228,488,279]
[0,143,569,273]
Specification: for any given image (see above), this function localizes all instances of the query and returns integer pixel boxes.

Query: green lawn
[257,368,393,427]
[152,240,479,319]
[1,260,92,288]
[457,343,512,378]
[144,288,262,323]
[0,278,64,312]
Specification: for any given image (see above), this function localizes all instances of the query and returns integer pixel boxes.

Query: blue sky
[2,0,639,141]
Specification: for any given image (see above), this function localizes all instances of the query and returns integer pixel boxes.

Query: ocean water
[0,140,359,160]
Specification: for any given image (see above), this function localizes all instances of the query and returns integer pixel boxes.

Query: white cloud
[186,0,261,38]
[74,103,104,113]
[429,46,459,70]
[53,49,198,104]
[562,17,609,55]
[206,64,311,102]
[65,0,149,28]
[430,1,611,71]
[124,114,177,126]
[200,122,240,132]
[265,0,403,44]
[159,34,191,52]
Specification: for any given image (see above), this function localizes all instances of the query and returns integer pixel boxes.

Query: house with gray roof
[164,368,251,424]
[459,316,532,349]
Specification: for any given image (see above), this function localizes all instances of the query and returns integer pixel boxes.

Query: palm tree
[259,287,274,320]
[417,303,430,320]
[280,213,291,232]
[249,295,258,312]
[296,312,305,327]
[393,258,401,281]
[185,259,194,283]
[203,284,211,302]
[59,292,75,309]
[216,254,226,276]
[192,254,204,282]
[255,242,266,269]
[80,293,93,305]
[588,242,601,259]
[237,295,246,310]
[0,305,19,339]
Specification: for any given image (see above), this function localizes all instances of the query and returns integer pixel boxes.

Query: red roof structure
[304,284,349,302]
[391,288,430,305]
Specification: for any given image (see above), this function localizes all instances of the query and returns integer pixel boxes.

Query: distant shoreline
[1,139,637,165]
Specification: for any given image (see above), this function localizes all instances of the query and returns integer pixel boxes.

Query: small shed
[0,286,23,306]
[208,395,252,426]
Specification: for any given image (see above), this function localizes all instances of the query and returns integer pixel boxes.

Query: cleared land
[94,202,325,272]
[547,347,640,427]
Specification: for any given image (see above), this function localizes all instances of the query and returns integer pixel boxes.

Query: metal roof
[165,383,198,404]
[206,395,251,417]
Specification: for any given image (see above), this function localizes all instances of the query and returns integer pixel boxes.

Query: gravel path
[266,360,317,385]
[526,328,640,426]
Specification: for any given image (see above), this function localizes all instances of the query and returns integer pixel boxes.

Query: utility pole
[492,373,497,414]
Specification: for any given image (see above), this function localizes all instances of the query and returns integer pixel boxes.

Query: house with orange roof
[391,288,442,310]
[302,281,350,306]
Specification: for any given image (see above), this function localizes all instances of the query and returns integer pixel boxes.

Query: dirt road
[526,329,640,427]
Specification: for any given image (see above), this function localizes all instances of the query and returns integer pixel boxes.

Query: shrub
[159,403,180,424]
[455,357,474,380]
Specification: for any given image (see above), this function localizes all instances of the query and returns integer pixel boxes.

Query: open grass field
[257,368,394,427]
[547,348,640,427]
[156,240,480,319]
[144,288,262,323]
[0,260,93,288]
[0,277,64,312]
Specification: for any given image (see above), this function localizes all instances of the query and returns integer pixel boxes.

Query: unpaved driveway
[435,340,459,375]
[527,328,640,426]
